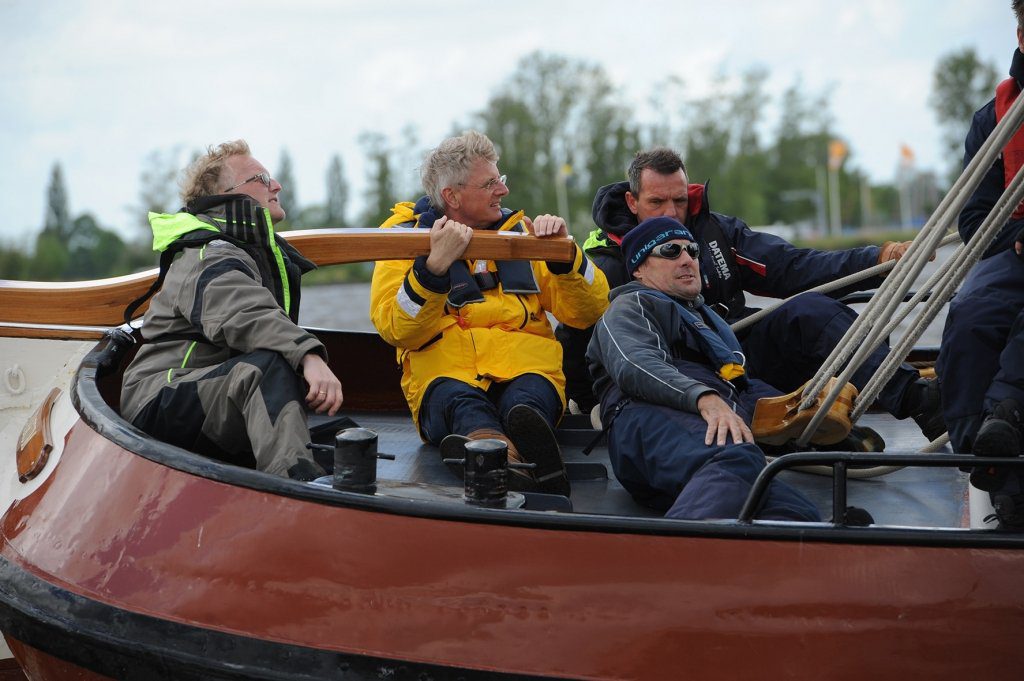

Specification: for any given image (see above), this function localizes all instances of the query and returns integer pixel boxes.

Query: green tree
[136,147,182,238]
[717,67,771,225]
[325,153,350,228]
[43,162,71,239]
[64,213,128,279]
[31,230,70,280]
[681,73,732,188]
[359,132,398,226]
[930,47,999,182]
[645,75,688,149]
[33,162,73,279]
[476,93,547,213]
[392,124,424,201]
[765,81,835,230]
[475,52,637,235]
[0,245,29,279]
[276,149,299,228]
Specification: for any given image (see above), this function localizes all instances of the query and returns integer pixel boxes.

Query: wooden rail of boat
[0,229,575,331]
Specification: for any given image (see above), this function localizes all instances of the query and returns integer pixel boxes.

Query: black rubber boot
[900,378,947,442]
[287,458,326,482]
[439,434,472,479]
[832,506,875,527]
[988,491,1024,531]
[831,425,886,453]
[505,404,570,497]
[970,399,1024,492]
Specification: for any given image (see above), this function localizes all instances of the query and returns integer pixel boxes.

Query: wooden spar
[286,228,575,266]
[0,229,575,328]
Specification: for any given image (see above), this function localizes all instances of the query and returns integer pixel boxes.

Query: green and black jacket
[119,195,325,423]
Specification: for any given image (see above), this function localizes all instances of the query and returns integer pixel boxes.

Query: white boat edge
[0,335,96,665]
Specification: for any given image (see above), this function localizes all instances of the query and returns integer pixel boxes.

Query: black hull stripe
[0,555,549,680]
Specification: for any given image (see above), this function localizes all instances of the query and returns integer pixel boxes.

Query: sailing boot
[439,429,538,491]
[899,378,947,442]
[829,424,886,453]
[983,468,1024,531]
[505,404,571,497]
[989,491,1024,531]
[970,399,1024,492]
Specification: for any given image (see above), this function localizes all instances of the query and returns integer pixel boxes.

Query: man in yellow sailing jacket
[370,130,609,496]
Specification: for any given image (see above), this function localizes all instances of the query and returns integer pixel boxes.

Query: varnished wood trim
[0,229,575,327]
[16,388,61,483]
[0,323,107,340]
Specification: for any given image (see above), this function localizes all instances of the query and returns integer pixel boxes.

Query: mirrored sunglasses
[651,242,700,260]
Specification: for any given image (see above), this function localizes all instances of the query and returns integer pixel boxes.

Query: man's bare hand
[524,214,568,238]
[696,392,753,446]
[425,215,473,276]
[301,353,343,416]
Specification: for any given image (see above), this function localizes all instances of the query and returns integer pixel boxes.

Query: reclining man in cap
[561,147,944,448]
[121,140,341,481]
[587,216,820,521]
[370,130,609,497]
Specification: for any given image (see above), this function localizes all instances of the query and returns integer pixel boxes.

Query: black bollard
[463,439,512,508]
[334,428,380,494]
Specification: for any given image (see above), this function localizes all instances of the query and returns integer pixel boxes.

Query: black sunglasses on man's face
[651,242,700,260]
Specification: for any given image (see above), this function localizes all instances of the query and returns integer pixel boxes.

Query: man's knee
[223,351,304,423]
[419,378,497,444]
[498,373,562,422]
[705,443,768,482]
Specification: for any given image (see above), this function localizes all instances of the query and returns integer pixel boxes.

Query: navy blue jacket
[588,181,882,323]
[960,49,1024,258]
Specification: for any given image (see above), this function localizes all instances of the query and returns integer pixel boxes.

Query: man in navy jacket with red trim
[559,147,945,443]
[936,0,1024,528]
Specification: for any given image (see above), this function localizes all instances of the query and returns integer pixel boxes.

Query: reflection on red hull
[2,416,1024,680]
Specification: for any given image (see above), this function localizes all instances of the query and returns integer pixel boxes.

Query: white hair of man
[421,130,498,212]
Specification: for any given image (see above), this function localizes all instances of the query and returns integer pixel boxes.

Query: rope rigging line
[852,162,1024,425]
[765,90,1024,449]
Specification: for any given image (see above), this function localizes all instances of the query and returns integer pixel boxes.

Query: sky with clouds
[0,0,1011,247]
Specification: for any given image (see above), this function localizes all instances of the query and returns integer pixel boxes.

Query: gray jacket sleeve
[173,240,324,370]
[589,290,715,413]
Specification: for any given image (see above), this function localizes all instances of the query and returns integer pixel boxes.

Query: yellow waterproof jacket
[370,200,609,429]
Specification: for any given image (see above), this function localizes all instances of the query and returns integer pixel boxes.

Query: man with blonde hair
[370,130,609,496]
[121,140,341,480]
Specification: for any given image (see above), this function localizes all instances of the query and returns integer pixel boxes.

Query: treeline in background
[0,48,998,282]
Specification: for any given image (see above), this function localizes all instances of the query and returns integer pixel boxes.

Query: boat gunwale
[71,333,1024,550]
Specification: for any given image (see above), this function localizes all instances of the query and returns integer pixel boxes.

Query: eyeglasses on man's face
[225,172,273,193]
[460,174,507,192]
[651,241,700,261]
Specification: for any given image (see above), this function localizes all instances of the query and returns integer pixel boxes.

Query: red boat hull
[2,415,1023,680]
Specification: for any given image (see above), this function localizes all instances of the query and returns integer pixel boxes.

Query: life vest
[995,76,1024,219]
[123,195,310,333]
[382,198,540,308]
